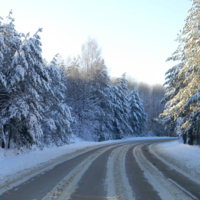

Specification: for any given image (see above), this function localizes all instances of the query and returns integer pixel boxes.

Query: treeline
[138,83,166,136]
[0,12,148,149]
[118,78,166,136]
[50,37,148,142]
[158,0,200,145]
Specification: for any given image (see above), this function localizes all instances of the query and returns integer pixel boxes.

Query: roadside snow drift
[150,139,200,185]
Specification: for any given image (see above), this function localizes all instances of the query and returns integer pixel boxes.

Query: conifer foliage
[0,12,73,149]
[160,0,200,145]
[0,13,147,149]
[65,41,147,141]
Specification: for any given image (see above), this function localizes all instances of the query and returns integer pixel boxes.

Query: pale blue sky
[1,0,191,85]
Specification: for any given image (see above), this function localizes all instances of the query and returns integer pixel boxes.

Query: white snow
[0,136,172,187]
[4,136,199,196]
[42,145,114,200]
[134,144,193,200]
[150,139,200,185]
[0,139,98,185]
[1,136,200,198]
[105,144,135,200]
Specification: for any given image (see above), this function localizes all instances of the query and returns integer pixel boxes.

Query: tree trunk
[183,133,187,144]
[1,140,5,148]
[8,126,12,149]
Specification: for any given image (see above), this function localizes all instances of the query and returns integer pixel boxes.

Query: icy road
[1,139,200,200]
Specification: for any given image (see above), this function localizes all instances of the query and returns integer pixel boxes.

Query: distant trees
[159,0,200,145]
[111,74,133,139]
[66,38,147,141]
[137,83,166,136]
[129,89,147,135]
[0,12,165,150]
[65,38,111,140]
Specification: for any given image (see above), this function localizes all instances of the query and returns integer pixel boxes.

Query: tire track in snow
[41,144,118,200]
[125,144,161,200]
[149,143,200,185]
[0,143,111,196]
[145,143,200,199]
[133,144,193,200]
[105,144,135,200]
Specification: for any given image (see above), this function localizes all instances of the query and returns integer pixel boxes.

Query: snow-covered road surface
[134,144,195,200]
[1,138,200,200]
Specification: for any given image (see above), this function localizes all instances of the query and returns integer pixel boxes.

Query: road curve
[0,139,199,200]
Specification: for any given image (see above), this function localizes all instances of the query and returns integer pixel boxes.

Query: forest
[2,0,200,150]
[0,11,167,149]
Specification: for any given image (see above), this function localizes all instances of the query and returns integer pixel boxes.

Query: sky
[0,0,192,85]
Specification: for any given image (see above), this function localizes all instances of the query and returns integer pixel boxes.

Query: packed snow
[150,139,200,185]
[42,145,114,200]
[1,136,200,196]
[0,137,171,186]
[106,144,135,200]
[134,144,193,200]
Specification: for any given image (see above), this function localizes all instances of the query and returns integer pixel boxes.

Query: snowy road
[1,139,200,200]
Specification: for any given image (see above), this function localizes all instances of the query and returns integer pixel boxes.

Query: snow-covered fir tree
[128,90,147,135]
[111,74,133,139]
[0,13,73,148]
[160,0,200,144]
[42,58,73,146]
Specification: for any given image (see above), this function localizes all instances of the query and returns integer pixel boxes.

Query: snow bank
[0,140,100,184]
[151,139,200,184]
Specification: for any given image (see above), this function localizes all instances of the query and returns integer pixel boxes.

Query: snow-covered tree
[42,61,73,146]
[111,74,133,139]
[129,90,147,135]
[0,13,73,148]
[0,11,32,148]
[160,0,200,144]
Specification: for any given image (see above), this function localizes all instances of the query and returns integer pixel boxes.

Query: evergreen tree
[111,74,133,139]
[129,90,147,135]
[0,13,73,148]
[160,0,200,144]
[42,61,73,146]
